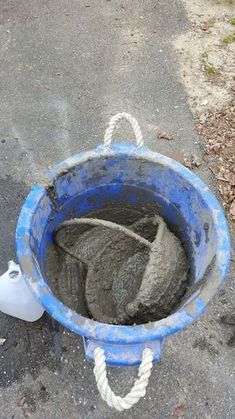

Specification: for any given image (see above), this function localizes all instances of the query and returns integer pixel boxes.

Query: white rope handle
[93,347,153,411]
[104,112,144,149]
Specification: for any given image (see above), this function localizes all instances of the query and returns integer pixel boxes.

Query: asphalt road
[0,1,234,418]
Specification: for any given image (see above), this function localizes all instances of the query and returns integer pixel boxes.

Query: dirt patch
[174,1,235,237]
[197,102,235,234]
[174,0,235,113]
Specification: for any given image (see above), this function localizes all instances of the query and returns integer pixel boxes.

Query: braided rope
[104,112,144,149]
[93,347,153,411]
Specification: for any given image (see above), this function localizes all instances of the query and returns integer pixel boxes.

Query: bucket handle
[93,347,153,411]
[104,112,144,149]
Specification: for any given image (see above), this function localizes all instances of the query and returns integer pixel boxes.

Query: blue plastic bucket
[16,142,231,366]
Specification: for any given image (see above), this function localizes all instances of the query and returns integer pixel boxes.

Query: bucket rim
[16,143,231,344]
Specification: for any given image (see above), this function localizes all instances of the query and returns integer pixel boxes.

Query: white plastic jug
[0,261,44,322]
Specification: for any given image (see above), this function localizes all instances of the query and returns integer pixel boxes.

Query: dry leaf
[230,201,235,219]
[159,131,174,141]
[191,154,201,167]
[183,154,201,169]
[229,173,235,186]
[197,102,235,226]
[173,403,187,417]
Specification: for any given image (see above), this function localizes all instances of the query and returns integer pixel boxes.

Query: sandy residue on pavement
[174,0,235,113]
[174,0,235,230]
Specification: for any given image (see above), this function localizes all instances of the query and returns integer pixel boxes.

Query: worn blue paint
[16,143,231,366]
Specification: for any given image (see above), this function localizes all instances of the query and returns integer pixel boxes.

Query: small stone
[199,113,208,124]
[200,99,208,106]
[16,397,26,407]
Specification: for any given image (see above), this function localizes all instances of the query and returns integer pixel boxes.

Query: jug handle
[93,346,153,411]
[103,112,144,149]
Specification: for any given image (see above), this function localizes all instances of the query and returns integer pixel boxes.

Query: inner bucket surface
[16,144,230,346]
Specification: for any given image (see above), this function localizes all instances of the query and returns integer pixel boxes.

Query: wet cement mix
[46,208,189,325]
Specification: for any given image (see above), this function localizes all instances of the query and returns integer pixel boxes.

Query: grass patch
[214,0,235,4]
[231,17,235,25]
[223,32,235,44]
[207,65,217,74]
[207,17,216,25]
[201,51,209,59]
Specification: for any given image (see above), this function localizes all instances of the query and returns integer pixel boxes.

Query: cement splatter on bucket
[0,113,231,411]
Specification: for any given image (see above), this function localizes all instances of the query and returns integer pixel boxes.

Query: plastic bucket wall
[16,144,231,366]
